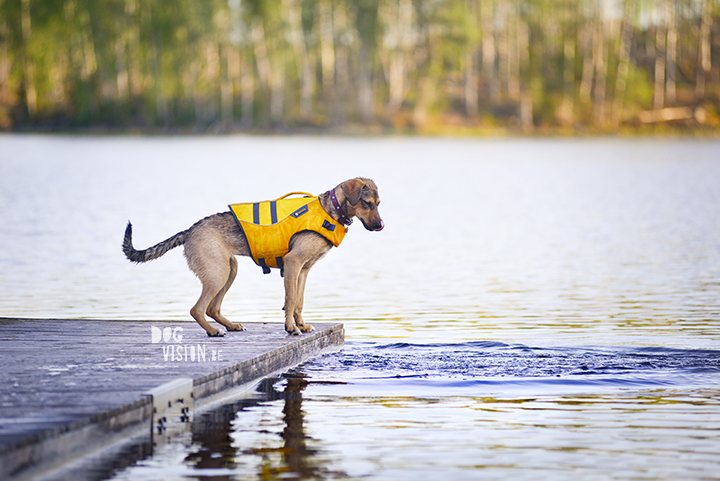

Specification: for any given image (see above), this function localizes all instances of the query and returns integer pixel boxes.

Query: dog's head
[340,178,384,232]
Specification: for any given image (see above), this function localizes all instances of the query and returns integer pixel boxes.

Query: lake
[1,135,719,480]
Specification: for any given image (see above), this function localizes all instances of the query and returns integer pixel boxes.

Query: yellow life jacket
[229,192,347,274]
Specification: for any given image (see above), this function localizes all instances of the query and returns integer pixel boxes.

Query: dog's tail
[123,221,188,263]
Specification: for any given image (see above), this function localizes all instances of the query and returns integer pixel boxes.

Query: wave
[299,341,720,392]
[373,340,512,350]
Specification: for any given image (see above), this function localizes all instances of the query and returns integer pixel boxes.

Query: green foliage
[0,0,717,132]
[625,63,654,112]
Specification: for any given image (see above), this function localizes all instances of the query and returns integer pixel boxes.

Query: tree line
[1,0,718,133]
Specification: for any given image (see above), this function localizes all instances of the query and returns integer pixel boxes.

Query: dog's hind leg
[190,276,227,337]
[207,256,246,332]
[188,254,235,337]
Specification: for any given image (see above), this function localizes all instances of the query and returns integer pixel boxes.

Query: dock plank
[0,318,343,480]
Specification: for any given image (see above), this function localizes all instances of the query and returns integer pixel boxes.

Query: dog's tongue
[376,220,385,231]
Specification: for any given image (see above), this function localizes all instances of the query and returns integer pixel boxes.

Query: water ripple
[298,342,720,394]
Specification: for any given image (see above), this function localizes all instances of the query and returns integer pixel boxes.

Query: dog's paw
[285,326,302,336]
[207,329,226,337]
[299,324,314,333]
[227,323,247,332]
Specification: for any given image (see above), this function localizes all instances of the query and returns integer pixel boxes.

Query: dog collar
[328,189,353,226]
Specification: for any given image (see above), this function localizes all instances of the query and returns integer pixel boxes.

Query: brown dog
[123,178,383,336]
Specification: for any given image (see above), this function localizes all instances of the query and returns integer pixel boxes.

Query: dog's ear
[340,178,367,206]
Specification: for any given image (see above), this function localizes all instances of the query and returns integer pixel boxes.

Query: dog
[123,178,383,337]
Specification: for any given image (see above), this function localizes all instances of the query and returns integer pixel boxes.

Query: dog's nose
[374,219,384,231]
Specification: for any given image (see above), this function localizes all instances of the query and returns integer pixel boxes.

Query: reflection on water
[184,376,344,480]
[93,374,346,481]
[2,136,720,480]
[92,341,720,481]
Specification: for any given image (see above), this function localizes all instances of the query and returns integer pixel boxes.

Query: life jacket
[229,192,347,275]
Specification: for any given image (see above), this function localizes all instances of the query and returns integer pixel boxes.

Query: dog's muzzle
[365,219,384,231]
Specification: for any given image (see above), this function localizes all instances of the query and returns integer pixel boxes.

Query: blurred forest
[1,0,719,133]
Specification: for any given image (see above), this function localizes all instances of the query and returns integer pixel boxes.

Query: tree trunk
[464,0,478,117]
[318,0,335,106]
[333,3,349,125]
[115,36,129,101]
[124,0,142,98]
[579,24,593,103]
[0,2,11,128]
[206,42,221,122]
[612,0,634,126]
[270,53,284,124]
[189,59,202,123]
[358,43,373,123]
[153,35,169,123]
[252,21,272,125]
[557,34,575,126]
[665,0,676,105]
[81,17,98,82]
[696,0,712,98]
[653,14,666,110]
[508,8,520,102]
[412,24,441,128]
[386,0,411,115]
[21,0,37,117]
[496,2,509,101]
[288,0,312,122]
[240,49,255,128]
[221,46,237,123]
[518,19,532,130]
[481,0,499,104]
[387,49,404,114]
[592,7,608,125]
[465,46,478,117]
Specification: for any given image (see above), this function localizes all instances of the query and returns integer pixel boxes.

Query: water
[1,135,720,480]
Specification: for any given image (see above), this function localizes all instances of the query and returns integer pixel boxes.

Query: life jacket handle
[276,192,314,200]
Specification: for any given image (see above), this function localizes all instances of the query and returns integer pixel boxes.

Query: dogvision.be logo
[151,326,223,362]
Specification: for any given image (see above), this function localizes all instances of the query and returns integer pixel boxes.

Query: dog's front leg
[293,266,314,333]
[283,234,330,335]
[282,251,304,336]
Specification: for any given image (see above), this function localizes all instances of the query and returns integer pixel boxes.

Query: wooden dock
[0,318,344,480]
